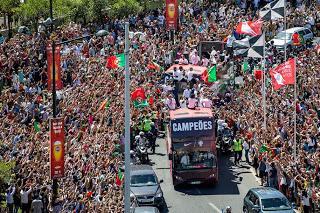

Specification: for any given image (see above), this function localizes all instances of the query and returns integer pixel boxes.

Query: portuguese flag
[116,170,124,186]
[202,65,217,83]
[131,88,149,108]
[106,53,125,69]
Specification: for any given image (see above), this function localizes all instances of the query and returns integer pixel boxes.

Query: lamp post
[49,0,53,32]
[124,22,131,213]
[49,35,91,207]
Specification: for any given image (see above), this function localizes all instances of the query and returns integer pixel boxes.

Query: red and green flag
[106,53,125,69]
[131,88,149,108]
[97,99,111,111]
[116,170,124,186]
[202,65,217,83]
[131,88,146,100]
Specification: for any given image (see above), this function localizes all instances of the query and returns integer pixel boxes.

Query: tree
[0,0,20,38]
[110,0,141,18]
[0,161,15,189]
[15,0,50,30]
[88,0,108,24]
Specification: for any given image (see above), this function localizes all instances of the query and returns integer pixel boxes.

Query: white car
[269,27,314,51]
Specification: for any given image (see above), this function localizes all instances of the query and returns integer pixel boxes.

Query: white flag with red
[270,58,296,90]
[235,20,263,36]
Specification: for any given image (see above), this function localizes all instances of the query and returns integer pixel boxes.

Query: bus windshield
[174,150,217,170]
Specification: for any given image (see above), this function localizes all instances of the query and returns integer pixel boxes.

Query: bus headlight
[175,175,183,181]
[209,173,215,178]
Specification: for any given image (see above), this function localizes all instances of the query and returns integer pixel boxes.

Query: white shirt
[187,71,194,81]
[162,84,174,93]
[6,187,15,204]
[188,98,198,109]
[202,58,209,67]
[242,141,249,150]
[183,89,191,99]
[179,58,188,65]
[302,195,310,206]
[190,54,200,65]
[165,98,176,110]
[308,138,315,147]
[21,188,32,204]
[199,98,212,108]
[173,70,182,81]
[181,155,190,165]
[180,100,187,108]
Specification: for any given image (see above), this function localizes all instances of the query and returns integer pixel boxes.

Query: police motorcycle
[135,132,150,164]
[130,150,138,165]
[217,121,233,154]
[221,127,233,153]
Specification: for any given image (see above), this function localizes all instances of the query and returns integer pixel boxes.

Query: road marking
[208,202,221,213]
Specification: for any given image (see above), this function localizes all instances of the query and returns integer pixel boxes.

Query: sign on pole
[50,117,65,179]
[46,44,63,90]
[165,0,179,30]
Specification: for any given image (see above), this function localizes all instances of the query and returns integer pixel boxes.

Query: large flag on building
[236,20,263,36]
[270,58,295,90]
[106,53,125,69]
[259,0,285,21]
[233,33,265,58]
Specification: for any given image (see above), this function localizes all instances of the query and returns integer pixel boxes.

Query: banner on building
[50,117,65,179]
[47,44,63,90]
[165,0,178,30]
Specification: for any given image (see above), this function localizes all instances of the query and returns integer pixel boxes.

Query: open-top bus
[167,107,218,186]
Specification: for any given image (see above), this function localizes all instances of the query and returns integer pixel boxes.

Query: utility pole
[124,22,131,213]
[49,0,53,33]
[51,41,58,206]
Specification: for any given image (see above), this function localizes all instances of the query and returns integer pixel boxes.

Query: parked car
[131,206,160,213]
[130,165,164,209]
[243,187,293,213]
[269,27,314,51]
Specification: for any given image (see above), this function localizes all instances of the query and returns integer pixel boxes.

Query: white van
[269,27,314,51]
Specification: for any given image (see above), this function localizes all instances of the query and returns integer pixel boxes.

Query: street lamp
[124,22,131,213]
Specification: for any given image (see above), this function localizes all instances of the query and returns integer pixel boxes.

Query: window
[248,192,260,206]
[261,197,291,210]
[131,174,157,187]
[174,150,217,170]
[304,29,312,35]
[275,32,292,40]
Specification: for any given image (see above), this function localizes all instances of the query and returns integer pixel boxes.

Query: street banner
[50,117,65,179]
[165,0,178,30]
[47,44,63,90]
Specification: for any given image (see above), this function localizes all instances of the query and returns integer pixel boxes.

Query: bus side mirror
[168,153,173,160]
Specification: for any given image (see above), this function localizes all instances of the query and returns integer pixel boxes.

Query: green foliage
[110,0,142,18]
[88,0,108,23]
[0,161,15,185]
[0,0,20,14]
[15,0,50,22]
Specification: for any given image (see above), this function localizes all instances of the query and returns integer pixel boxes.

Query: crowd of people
[0,0,319,212]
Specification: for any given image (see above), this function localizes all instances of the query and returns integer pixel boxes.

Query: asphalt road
[149,138,259,213]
